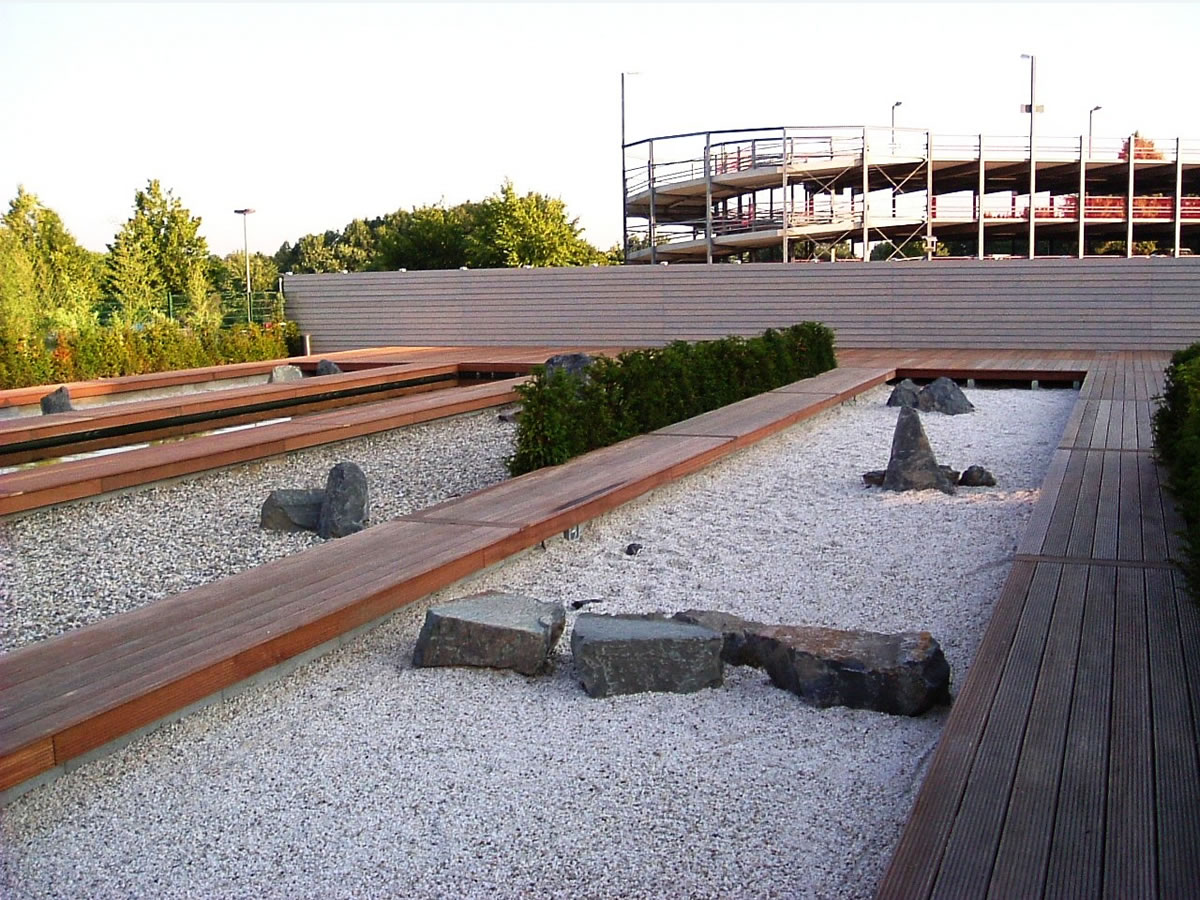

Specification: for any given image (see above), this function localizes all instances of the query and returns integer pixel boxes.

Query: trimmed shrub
[1154,342,1200,593]
[0,320,292,389]
[508,323,837,476]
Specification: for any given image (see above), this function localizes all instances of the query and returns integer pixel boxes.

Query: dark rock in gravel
[543,353,594,382]
[269,364,304,384]
[315,359,343,376]
[959,465,997,487]
[886,379,920,409]
[571,613,724,698]
[413,591,566,675]
[675,609,951,716]
[917,376,975,415]
[624,542,643,556]
[497,405,523,423]
[260,488,325,532]
[318,461,369,539]
[39,386,74,414]
[862,470,886,487]
[882,407,955,494]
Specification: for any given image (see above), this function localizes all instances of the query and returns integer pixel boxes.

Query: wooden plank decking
[877,350,1200,899]
[2,347,1197,900]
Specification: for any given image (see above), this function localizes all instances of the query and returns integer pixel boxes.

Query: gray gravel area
[0,409,518,651]
[0,385,1077,899]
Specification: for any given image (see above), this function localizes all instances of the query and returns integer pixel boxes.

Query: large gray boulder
[886,378,920,409]
[917,376,974,415]
[260,488,325,532]
[674,609,951,716]
[318,462,369,539]
[543,353,594,382]
[882,407,955,494]
[315,359,343,376]
[269,364,304,384]
[412,591,566,676]
[40,385,74,414]
[571,613,723,698]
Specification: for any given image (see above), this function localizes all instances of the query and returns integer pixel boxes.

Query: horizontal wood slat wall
[283,259,1200,353]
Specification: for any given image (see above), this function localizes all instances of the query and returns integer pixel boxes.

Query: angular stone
[571,613,723,698]
[318,461,369,539]
[882,407,955,494]
[959,464,997,487]
[315,359,343,376]
[624,542,643,556]
[260,488,325,532]
[40,386,74,414]
[917,376,975,415]
[862,470,886,487]
[674,609,951,716]
[543,353,594,382]
[412,591,566,676]
[886,378,920,408]
[269,364,304,383]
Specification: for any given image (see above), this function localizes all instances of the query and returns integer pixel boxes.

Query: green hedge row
[1154,341,1200,592]
[0,320,298,390]
[508,323,837,476]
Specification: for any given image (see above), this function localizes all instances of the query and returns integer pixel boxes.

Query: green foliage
[507,323,838,476]
[276,181,608,274]
[0,321,290,389]
[1153,342,1200,593]
[1,186,101,336]
[106,180,209,322]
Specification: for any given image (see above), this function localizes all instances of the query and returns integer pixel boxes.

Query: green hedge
[0,320,297,390]
[508,323,837,476]
[1154,341,1200,593]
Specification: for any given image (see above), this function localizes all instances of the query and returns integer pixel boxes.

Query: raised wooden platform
[877,350,1200,899]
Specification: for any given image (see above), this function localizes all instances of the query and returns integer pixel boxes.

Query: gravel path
[0,409,518,651]
[0,385,1076,899]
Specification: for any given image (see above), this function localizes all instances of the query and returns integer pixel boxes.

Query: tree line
[0,179,615,343]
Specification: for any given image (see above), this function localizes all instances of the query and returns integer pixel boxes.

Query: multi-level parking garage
[622,125,1200,262]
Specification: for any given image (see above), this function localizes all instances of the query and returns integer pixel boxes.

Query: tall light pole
[891,100,902,152]
[1020,54,1040,259]
[1088,105,1102,158]
[234,208,255,323]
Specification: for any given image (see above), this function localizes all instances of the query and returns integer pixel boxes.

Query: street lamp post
[1088,105,1102,158]
[890,100,902,152]
[233,208,255,323]
[1020,54,1039,259]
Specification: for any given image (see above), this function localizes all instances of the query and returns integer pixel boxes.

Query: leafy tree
[292,233,342,273]
[2,186,101,332]
[467,180,605,268]
[373,204,476,270]
[106,180,210,318]
[0,225,38,340]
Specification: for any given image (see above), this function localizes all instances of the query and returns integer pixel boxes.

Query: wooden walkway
[877,350,1200,899]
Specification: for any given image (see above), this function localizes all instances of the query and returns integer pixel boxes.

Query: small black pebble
[624,542,643,556]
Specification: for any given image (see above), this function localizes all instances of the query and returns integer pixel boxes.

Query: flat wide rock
[959,464,996,486]
[882,407,955,494]
[571,613,723,698]
[39,386,74,414]
[260,488,325,532]
[675,609,950,716]
[315,359,343,376]
[413,591,566,676]
[269,364,304,384]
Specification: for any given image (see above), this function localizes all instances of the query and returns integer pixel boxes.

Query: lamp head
[893,101,902,109]
[1091,105,1102,112]
[233,208,255,215]
[1020,53,1033,60]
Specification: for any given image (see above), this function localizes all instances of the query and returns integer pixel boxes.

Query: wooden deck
[2,346,1196,900]
[877,350,1200,899]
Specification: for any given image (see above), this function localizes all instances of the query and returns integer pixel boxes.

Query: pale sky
[2,1,1197,257]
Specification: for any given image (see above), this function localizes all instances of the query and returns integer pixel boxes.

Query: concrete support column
[976,134,985,259]
[1078,136,1086,259]
[861,128,870,261]
[648,140,657,265]
[926,131,935,260]
[781,128,789,261]
[704,133,713,265]
[1175,137,1184,257]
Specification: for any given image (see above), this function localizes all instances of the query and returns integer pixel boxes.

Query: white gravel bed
[0,385,1076,899]
[0,409,518,651]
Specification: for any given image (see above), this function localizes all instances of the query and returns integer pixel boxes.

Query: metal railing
[93,292,286,328]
